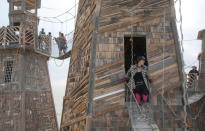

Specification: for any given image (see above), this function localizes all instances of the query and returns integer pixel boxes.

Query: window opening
[4,60,14,83]
[14,6,22,11]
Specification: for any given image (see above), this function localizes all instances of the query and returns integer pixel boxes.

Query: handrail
[0,26,21,46]
[125,83,156,130]
[0,26,51,56]
[36,34,51,55]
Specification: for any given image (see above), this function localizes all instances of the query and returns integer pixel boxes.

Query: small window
[14,6,22,11]
[4,61,14,83]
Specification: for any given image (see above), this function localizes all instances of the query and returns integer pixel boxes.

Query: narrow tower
[0,0,58,130]
[61,0,205,130]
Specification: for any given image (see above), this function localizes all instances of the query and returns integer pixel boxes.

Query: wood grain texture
[60,0,194,130]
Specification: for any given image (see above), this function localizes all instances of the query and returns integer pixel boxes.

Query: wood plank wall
[60,0,97,130]
[0,50,58,131]
[61,0,189,130]
[93,0,184,130]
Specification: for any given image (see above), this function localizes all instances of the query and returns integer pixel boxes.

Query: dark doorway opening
[124,36,148,73]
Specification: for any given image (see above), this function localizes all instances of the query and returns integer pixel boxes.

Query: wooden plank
[61,115,87,127]
[149,57,176,73]
[95,58,123,72]
[61,0,189,130]
[87,0,102,117]
[94,82,124,97]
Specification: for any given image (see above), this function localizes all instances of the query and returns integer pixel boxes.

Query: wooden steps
[126,102,159,131]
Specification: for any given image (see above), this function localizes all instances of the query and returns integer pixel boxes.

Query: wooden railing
[0,26,51,56]
[36,34,51,56]
[185,73,199,99]
[0,26,21,46]
[185,73,198,89]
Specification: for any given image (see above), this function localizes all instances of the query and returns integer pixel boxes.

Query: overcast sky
[0,0,204,126]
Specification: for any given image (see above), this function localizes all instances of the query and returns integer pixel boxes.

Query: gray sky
[0,0,204,126]
[176,0,205,70]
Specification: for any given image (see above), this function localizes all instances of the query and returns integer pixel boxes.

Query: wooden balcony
[0,26,51,56]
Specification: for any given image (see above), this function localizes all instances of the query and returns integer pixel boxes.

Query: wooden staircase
[127,102,159,131]
[125,85,159,131]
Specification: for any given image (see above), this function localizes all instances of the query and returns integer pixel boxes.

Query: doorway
[124,36,148,73]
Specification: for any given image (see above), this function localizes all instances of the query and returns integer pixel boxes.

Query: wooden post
[20,53,26,131]
[3,27,7,48]
[21,0,26,11]
[35,0,38,16]
[197,29,205,90]
[87,0,102,118]
[85,116,92,131]
[19,26,22,46]
[9,0,14,25]
[201,31,205,51]
[169,0,185,84]
[49,36,52,56]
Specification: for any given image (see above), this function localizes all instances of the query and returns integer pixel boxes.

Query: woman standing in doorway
[125,56,152,105]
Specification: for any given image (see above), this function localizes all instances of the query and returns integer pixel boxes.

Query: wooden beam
[61,115,87,127]
[87,0,102,116]
[21,0,26,11]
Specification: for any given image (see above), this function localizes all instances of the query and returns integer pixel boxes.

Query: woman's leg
[135,93,141,105]
[142,94,148,103]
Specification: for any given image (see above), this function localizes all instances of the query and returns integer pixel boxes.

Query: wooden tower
[61,0,205,130]
[0,0,58,130]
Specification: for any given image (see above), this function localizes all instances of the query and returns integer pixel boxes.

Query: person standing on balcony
[38,28,46,49]
[39,28,45,35]
[61,33,67,54]
[124,56,152,105]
